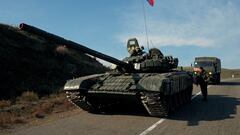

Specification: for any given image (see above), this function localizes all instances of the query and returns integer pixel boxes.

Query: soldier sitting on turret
[127,38,145,56]
[148,48,164,59]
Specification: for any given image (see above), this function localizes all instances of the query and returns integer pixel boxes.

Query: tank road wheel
[161,95,172,116]
[72,97,95,112]
[140,92,171,117]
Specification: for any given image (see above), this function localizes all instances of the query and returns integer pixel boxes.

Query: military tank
[19,23,193,117]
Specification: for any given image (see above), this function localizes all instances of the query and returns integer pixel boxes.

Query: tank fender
[64,74,104,91]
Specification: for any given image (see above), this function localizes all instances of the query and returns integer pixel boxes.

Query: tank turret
[123,38,178,72]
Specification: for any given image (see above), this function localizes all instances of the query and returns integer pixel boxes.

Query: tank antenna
[150,40,155,48]
[140,0,150,51]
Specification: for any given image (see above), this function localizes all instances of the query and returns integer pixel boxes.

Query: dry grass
[33,102,54,118]
[13,117,26,124]
[0,100,11,109]
[0,112,14,128]
[39,102,54,114]
[0,100,14,128]
[32,93,74,119]
[41,93,74,113]
[17,91,39,103]
[0,112,27,128]
[55,45,70,55]
[221,69,240,79]
[0,92,75,128]
[62,99,73,110]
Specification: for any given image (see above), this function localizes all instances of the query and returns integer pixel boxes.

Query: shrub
[17,91,39,103]
[0,112,26,127]
[0,100,11,109]
[33,101,54,118]
[13,117,27,124]
[63,99,73,110]
[40,102,54,114]
[0,112,14,127]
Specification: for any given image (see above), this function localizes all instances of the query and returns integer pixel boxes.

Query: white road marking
[139,85,212,135]
[191,85,211,100]
[191,91,201,100]
[139,119,165,135]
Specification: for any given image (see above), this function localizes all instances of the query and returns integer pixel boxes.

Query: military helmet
[149,48,163,59]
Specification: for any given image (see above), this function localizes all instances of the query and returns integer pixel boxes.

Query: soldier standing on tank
[195,67,209,101]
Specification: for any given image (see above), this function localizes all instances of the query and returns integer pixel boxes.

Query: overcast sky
[1,0,240,68]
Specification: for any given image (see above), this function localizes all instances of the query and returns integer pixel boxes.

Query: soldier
[194,67,209,101]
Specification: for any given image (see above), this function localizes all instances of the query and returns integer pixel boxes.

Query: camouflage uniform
[194,67,208,101]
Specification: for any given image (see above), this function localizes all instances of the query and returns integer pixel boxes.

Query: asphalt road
[7,78,240,135]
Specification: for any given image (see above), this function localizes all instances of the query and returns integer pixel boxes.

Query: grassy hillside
[221,68,240,79]
[0,24,107,99]
[178,66,240,79]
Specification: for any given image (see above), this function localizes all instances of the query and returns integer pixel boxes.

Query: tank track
[65,91,96,112]
[141,93,169,117]
[65,91,117,113]
[65,88,192,117]
[140,88,192,117]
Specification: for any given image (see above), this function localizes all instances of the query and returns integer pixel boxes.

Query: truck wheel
[214,74,218,85]
[218,74,221,84]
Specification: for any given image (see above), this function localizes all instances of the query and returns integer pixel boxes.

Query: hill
[178,67,240,79]
[0,24,107,99]
[221,68,240,79]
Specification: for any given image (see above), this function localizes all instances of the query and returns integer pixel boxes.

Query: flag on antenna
[147,0,154,6]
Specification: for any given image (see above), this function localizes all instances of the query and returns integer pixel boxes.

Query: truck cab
[194,57,221,84]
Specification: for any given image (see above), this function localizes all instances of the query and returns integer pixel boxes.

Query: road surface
[6,78,240,135]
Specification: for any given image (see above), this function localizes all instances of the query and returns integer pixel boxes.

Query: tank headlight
[209,72,212,75]
[111,64,117,69]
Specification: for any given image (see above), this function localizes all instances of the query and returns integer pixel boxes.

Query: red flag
[147,0,154,6]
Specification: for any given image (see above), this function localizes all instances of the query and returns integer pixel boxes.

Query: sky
[0,0,240,69]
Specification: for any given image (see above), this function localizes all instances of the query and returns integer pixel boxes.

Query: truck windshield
[194,61,213,67]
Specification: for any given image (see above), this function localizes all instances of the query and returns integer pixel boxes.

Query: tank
[19,23,193,117]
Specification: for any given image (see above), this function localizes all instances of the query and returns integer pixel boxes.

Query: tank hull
[64,71,193,117]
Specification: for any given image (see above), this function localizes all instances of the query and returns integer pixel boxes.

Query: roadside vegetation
[0,23,108,130]
[0,91,74,129]
[0,23,108,100]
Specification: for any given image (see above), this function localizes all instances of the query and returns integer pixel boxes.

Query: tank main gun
[19,23,132,72]
[19,23,178,73]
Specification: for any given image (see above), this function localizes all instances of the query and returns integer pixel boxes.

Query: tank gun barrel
[19,23,131,70]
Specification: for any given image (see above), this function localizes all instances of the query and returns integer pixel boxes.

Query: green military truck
[194,57,221,84]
